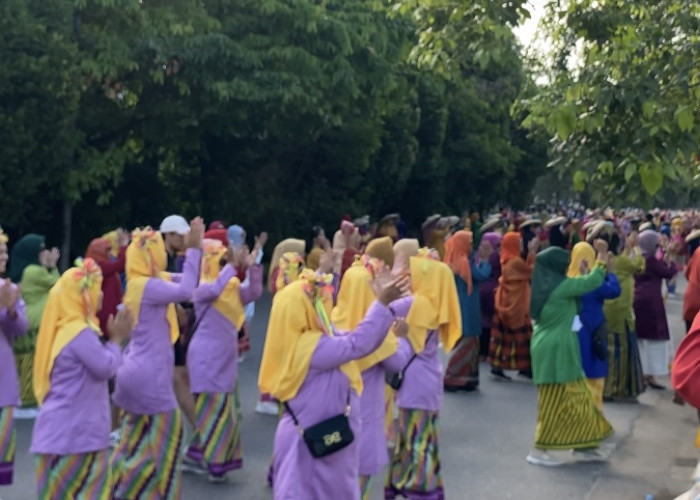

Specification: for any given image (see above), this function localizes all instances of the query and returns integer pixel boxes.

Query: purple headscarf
[476,232,502,264]
[638,230,660,257]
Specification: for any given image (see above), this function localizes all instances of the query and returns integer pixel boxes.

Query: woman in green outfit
[8,234,60,416]
[527,243,614,467]
[602,230,646,401]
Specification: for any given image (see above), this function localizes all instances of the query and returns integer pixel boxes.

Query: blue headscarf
[227,225,245,247]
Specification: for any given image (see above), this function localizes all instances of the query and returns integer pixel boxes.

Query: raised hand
[371,269,411,306]
[108,307,135,345]
[528,238,540,255]
[185,217,204,249]
[593,238,609,255]
[255,232,269,249]
[116,228,130,247]
[392,318,408,338]
[0,280,18,310]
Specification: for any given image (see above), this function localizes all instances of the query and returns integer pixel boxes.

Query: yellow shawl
[406,251,462,354]
[268,238,305,292]
[259,271,363,401]
[123,228,179,343]
[331,257,398,372]
[33,259,103,405]
[567,242,596,278]
[201,239,245,330]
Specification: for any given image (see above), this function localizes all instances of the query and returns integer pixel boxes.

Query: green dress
[14,264,59,407]
[602,253,646,399]
[531,267,605,385]
[530,266,613,449]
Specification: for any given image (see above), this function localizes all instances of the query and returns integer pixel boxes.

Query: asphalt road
[2,280,696,500]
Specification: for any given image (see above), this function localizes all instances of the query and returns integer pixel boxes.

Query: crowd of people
[0,206,699,499]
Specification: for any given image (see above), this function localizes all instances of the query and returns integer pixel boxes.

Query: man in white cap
[159,214,198,430]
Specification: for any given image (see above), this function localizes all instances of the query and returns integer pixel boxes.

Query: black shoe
[491,369,511,381]
[518,370,533,379]
[444,384,462,393]
[464,383,479,392]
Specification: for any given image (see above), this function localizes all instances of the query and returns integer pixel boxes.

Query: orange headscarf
[444,230,473,294]
[495,232,533,326]
[85,238,112,263]
[500,232,521,265]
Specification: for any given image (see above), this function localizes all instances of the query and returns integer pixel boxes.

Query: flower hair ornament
[353,254,384,279]
[299,268,335,335]
[131,227,162,276]
[72,257,103,331]
[280,252,305,288]
[417,247,440,261]
[0,227,8,245]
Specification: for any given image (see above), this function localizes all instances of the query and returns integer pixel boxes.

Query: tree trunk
[61,200,72,272]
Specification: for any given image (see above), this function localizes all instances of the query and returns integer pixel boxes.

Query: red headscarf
[85,238,111,263]
[208,221,226,230]
[500,232,521,265]
[204,229,228,247]
[444,230,473,294]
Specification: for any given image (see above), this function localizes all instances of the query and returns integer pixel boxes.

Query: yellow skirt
[535,379,613,450]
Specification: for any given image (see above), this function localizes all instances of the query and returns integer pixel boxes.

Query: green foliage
[521,0,700,206]
[0,0,547,256]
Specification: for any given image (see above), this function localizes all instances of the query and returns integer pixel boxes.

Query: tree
[521,0,700,206]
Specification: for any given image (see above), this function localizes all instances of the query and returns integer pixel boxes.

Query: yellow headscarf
[259,270,363,401]
[366,236,395,268]
[201,239,245,330]
[567,242,596,278]
[275,252,305,293]
[332,256,398,372]
[393,238,420,259]
[102,231,120,258]
[268,238,306,293]
[33,259,103,405]
[405,250,462,354]
[123,228,179,343]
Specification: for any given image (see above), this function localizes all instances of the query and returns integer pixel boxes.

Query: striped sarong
[36,450,111,500]
[535,379,613,450]
[587,378,605,412]
[15,352,37,407]
[0,407,15,485]
[385,385,397,446]
[444,337,480,389]
[385,409,444,500]
[488,314,532,371]
[111,409,182,500]
[359,474,372,500]
[603,326,644,400]
[186,392,242,476]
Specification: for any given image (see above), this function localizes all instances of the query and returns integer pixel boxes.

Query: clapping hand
[527,238,540,255]
[319,250,340,274]
[0,280,19,310]
[392,318,408,338]
[185,217,204,249]
[116,228,130,247]
[108,307,135,346]
[370,267,411,306]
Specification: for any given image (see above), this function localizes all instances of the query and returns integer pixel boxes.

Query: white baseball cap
[160,215,190,235]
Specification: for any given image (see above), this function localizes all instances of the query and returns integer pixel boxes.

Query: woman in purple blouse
[30,258,133,499]
[0,228,29,488]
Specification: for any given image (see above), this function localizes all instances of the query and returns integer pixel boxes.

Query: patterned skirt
[603,326,644,400]
[444,337,480,389]
[385,385,397,446]
[385,409,444,500]
[186,392,242,476]
[0,407,15,485]
[535,379,613,450]
[15,352,37,407]
[487,314,532,371]
[36,450,111,500]
[111,409,183,500]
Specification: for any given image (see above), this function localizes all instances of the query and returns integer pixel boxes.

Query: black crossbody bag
[284,393,354,458]
[385,331,434,390]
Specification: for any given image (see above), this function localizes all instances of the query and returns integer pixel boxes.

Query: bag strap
[284,392,352,435]
[187,303,213,341]
[399,330,434,377]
